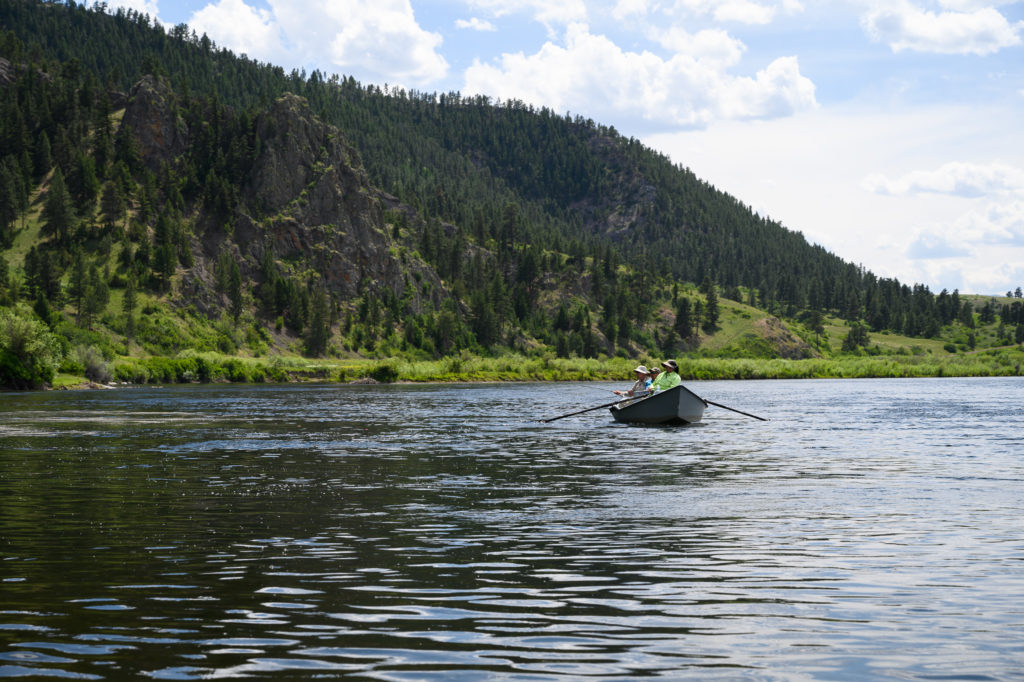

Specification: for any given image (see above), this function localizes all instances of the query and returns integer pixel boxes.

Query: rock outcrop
[755,316,820,359]
[122,75,188,173]
[231,93,443,307]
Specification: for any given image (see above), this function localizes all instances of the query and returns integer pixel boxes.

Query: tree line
[2,0,1023,390]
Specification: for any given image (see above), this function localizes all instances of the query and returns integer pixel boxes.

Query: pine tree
[33,131,52,179]
[68,152,100,213]
[68,250,88,325]
[470,290,499,349]
[99,180,126,229]
[40,168,76,245]
[958,301,975,329]
[700,276,719,332]
[0,257,10,306]
[304,284,331,356]
[842,322,871,351]
[228,260,243,321]
[0,171,18,247]
[674,297,693,339]
[123,273,137,339]
[81,263,109,329]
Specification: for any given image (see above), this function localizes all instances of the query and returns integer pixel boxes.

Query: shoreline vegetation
[46,348,1024,390]
[5,4,1024,393]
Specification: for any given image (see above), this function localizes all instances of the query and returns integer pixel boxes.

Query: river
[1,378,1022,680]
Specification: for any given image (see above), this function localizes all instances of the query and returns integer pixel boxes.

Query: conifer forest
[1,0,1022,388]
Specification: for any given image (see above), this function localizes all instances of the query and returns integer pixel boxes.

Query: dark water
[1,378,1022,680]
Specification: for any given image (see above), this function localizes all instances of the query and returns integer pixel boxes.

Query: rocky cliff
[122,84,448,315]
[122,75,189,173]
[237,94,439,304]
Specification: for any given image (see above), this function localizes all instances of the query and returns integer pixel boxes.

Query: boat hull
[609,384,707,425]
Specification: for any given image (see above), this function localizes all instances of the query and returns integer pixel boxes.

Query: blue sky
[102,0,1024,295]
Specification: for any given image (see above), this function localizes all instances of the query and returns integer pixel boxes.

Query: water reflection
[1,379,1022,679]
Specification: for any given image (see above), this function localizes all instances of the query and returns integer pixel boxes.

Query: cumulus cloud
[462,23,816,128]
[863,161,1024,198]
[189,0,279,59]
[960,199,1024,244]
[906,231,971,258]
[907,200,1024,278]
[278,0,447,83]
[713,0,777,24]
[612,0,653,20]
[466,0,587,30]
[653,26,746,65]
[671,0,802,24]
[456,17,497,31]
[96,0,161,20]
[862,1,1023,55]
[183,0,448,85]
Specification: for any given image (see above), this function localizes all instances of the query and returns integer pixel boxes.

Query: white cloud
[466,0,587,30]
[184,0,448,85]
[188,0,279,59]
[907,200,1024,292]
[862,1,1023,55]
[642,103,1024,294]
[612,0,652,21]
[937,0,1019,10]
[98,0,161,19]
[713,0,777,24]
[670,0,801,24]
[456,17,497,31]
[462,24,816,127]
[863,161,1024,198]
[906,230,970,259]
[653,27,746,66]
[959,200,1024,244]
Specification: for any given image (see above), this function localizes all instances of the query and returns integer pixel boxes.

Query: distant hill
[1,0,1022,388]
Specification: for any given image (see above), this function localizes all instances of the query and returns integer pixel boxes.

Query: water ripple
[1,379,1022,679]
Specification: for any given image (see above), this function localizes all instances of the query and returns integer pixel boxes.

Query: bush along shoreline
[31,348,1024,391]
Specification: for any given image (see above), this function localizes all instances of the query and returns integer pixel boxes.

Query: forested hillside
[2,0,1022,388]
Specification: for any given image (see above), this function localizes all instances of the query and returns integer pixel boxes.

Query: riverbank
[45,347,1024,389]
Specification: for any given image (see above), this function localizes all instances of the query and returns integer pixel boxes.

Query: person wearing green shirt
[649,359,681,392]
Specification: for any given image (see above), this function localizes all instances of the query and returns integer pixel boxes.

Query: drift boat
[609,384,708,425]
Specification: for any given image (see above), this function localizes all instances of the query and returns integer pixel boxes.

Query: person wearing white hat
[614,365,651,397]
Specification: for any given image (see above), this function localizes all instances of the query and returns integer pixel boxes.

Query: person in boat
[614,365,650,397]
[648,359,681,393]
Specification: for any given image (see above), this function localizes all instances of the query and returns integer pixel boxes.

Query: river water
[1,378,1022,680]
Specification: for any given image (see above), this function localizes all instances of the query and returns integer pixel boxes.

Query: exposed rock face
[120,84,445,316]
[755,316,820,359]
[234,94,444,307]
[122,75,188,172]
[0,57,15,86]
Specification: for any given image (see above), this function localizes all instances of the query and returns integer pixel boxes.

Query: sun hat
[633,365,649,374]
[662,359,678,371]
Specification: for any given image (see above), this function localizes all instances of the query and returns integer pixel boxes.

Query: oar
[704,399,769,421]
[540,398,628,423]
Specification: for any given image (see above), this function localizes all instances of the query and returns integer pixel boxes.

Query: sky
[97,0,1024,295]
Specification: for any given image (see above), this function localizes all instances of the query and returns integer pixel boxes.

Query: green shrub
[195,356,211,382]
[224,359,250,382]
[73,345,112,383]
[112,359,149,384]
[369,360,399,383]
[0,308,64,389]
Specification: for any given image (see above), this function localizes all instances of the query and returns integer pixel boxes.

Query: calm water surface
[1,378,1022,680]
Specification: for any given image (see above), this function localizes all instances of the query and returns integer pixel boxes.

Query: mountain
[1,0,1022,388]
